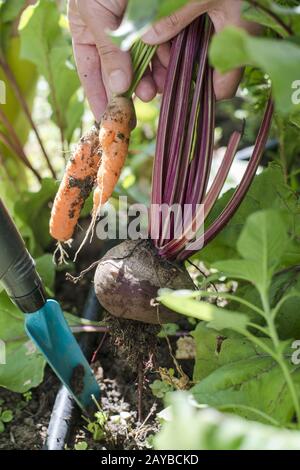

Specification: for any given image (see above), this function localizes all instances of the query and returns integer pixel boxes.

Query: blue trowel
[0,199,100,411]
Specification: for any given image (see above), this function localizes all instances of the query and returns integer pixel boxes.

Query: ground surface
[0,330,192,450]
[0,240,194,450]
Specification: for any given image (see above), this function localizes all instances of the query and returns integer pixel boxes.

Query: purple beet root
[94,240,194,324]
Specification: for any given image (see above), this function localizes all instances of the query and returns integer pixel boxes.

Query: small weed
[0,404,13,433]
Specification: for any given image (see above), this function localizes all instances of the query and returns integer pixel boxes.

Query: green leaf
[0,0,26,23]
[14,178,58,255]
[0,421,4,433]
[35,254,56,293]
[158,289,249,333]
[238,210,287,267]
[150,379,174,398]
[192,324,300,425]
[192,323,263,382]
[158,323,180,338]
[225,267,300,340]
[74,442,88,451]
[199,165,297,265]
[210,26,300,114]
[111,0,189,48]
[213,259,261,284]
[19,0,81,132]
[65,93,85,143]
[242,1,290,37]
[154,392,300,450]
[0,292,45,393]
[214,210,288,292]
[1,409,13,423]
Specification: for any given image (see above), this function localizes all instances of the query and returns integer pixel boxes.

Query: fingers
[73,43,107,120]
[209,0,261,101]
[68,0,107,119]
[152,57,167,94]
[135,69,157,102]
[76,0,132,95]
[156,43,171,69]
[142,0,260,101]
[213,69,243,101]
[142,1,215,44]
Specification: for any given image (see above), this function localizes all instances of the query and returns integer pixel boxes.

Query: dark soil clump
[106,314,160,371]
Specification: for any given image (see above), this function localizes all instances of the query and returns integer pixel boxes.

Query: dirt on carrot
[93,96,136,213]
[49,125,101,260]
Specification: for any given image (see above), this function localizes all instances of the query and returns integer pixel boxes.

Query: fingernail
[109,69,129,93]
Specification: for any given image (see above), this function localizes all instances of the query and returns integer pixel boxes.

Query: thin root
[53,241,72,265]
[73,209,99,262]
[66,259,101,284]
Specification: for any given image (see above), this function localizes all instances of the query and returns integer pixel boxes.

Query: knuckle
[97,43,118,58]
[95,0,125,15]
[150,23,163,38]
[165,13,180,29]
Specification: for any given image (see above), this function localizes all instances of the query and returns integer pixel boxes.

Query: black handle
[0,200,46,313]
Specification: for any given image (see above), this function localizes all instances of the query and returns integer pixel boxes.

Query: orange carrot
[94,96,136,213]
[74,97,136,260]
[50,125,100,262]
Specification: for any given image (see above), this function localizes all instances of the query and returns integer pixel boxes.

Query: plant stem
[196,290,265,317]
[248,322,270,336]
[124,40,157,98]
[201,97,274,250]
[45,53,66,152]
[0,150,22,194]
[0,108,42,182]
[261,290,300,426]
[0,129,41,182]
[276,116,288,183]
[0,55,57,179]
[245,0,293,36]
[272,292,300,321]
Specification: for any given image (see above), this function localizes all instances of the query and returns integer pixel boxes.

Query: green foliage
[159,208,300,426]
[210,26,300,114]
[22,391,32,403]
[84,406,108,442]
[192,325,297,425]
[14,178,58,256]
[74,441,88,451]
[215,210,288,294]
[200,164,300,265]
[150,379,175,398]
[158,323,180,338]
[154,392,300,450]
[111,0,189,48]
[0,281,45,393]
[0,403,13,433]
[0,0,26,50]
[0,181,97,393]
[19,0,83,142]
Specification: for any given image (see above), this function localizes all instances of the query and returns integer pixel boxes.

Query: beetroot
[94,240,194,324]
[90,16,272,328]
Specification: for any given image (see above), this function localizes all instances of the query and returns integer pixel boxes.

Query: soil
[0,238,194,450]
[0,370,60,450]
[0,327,192,450]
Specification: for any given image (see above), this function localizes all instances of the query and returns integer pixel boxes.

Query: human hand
[68,0,259,120]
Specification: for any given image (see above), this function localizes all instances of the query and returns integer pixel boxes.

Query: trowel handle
[0,199,46,313]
